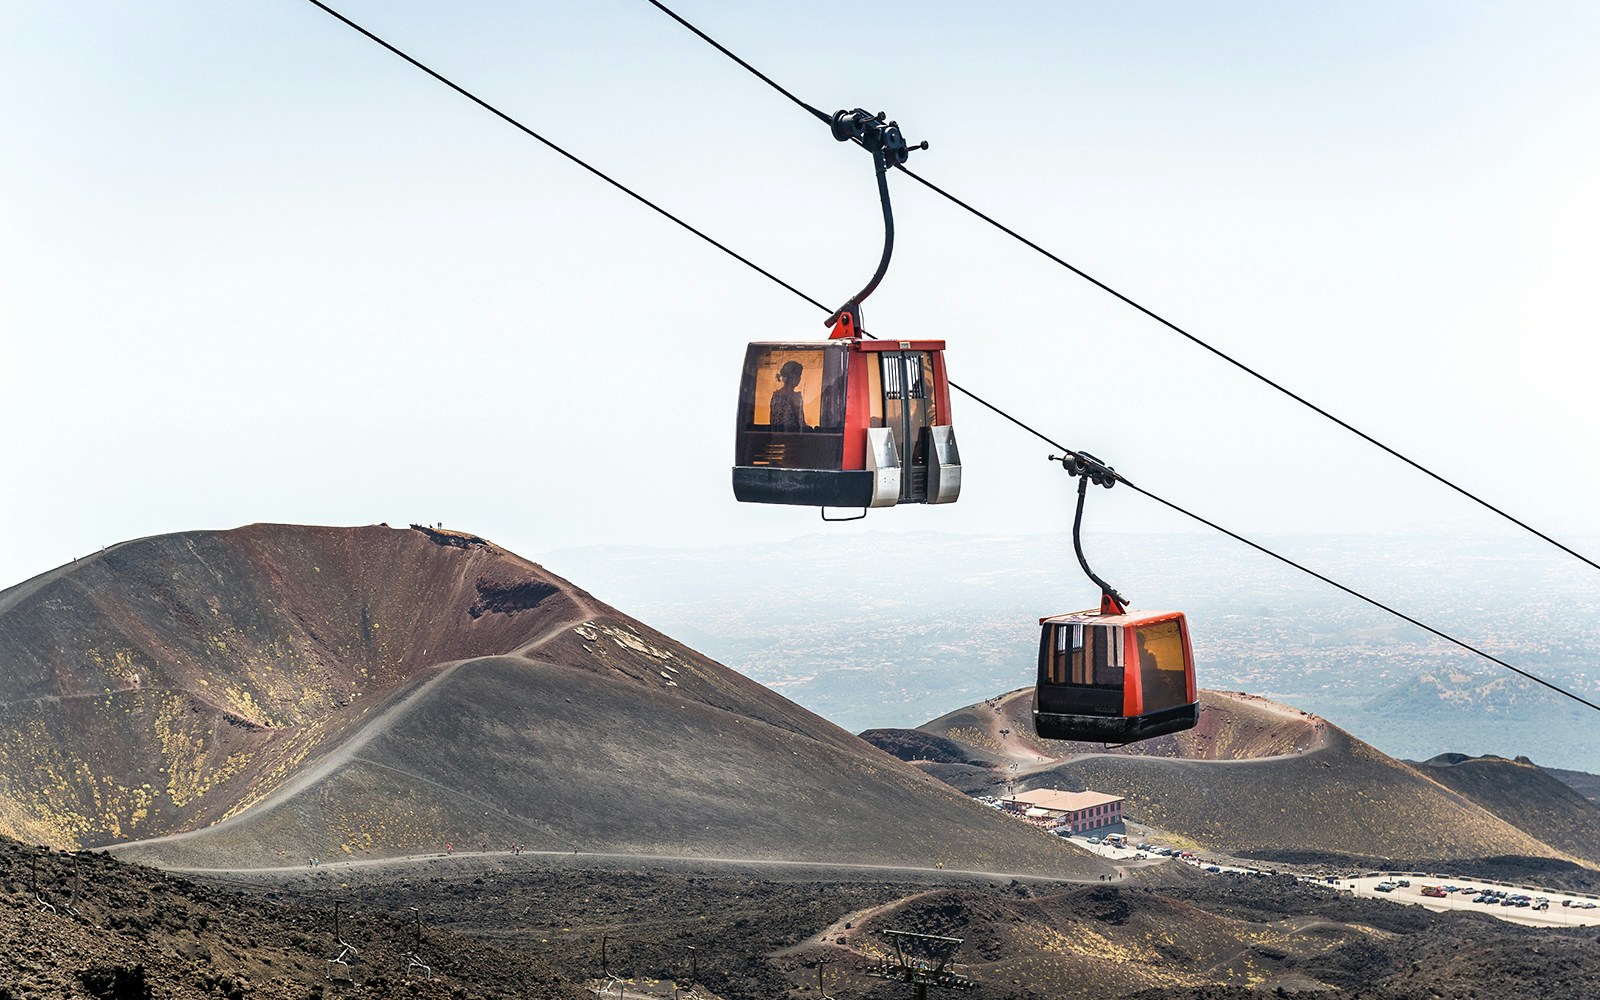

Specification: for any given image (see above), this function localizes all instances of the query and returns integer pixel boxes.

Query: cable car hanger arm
[1051,452,1128,615]
[825,110,927,336]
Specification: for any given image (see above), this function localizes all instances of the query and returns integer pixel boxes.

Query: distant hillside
[868,688,1585,867]
[1546,764,1600,805]
[547,531,1600,773]
[0,524,1106,880]
[1408,754,1600,866]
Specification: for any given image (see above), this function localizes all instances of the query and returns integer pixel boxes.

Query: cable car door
[874,350,937,503]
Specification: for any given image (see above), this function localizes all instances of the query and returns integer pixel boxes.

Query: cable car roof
[1039,608,1187,628]
[745,338,948,352]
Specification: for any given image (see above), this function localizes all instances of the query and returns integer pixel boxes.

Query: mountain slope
[877,688,1582,866]
[0,524,1106,880]
[1546,764,1600,805]
[1408,754,1600,867]
[0,523,587,846]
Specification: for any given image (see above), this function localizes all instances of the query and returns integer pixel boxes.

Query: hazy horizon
[547,526,1600,773]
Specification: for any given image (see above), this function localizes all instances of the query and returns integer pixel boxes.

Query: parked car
[1375,883,1395,893]
[1205,865,1221,873]
[1395,879,1411,888]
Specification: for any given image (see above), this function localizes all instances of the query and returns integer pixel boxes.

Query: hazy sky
[5,1,1600,595]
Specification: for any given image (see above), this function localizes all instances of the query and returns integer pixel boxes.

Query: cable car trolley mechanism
[1034,453,1199,744]
[732,109,960,514]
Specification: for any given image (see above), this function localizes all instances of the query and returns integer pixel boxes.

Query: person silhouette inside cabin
[1136,631,1157,672]
[769,359,807,430]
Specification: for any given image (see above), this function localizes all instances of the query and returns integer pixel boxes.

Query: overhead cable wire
[643,0,831,126]
[641,0,1600,578]
[893,165,1600,578]
[1118,479,1600,713]
[300,0,829,317]
[300,1,1600,716]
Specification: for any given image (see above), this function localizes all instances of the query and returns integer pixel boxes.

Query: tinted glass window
[1133,619,1189,712]
[1044,624,1122,689]
[735,345,847,469]
[917,352,938,428]
[743,347,841,430]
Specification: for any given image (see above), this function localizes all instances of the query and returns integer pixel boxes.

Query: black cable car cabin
[732,335,961,509]
[1034,597,1199,743]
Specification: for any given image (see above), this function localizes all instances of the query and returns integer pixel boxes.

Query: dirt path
[769,890,941,958]
[513,594,598,655]
[164,849,1102,888]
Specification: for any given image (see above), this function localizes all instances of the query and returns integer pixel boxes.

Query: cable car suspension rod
[1053,453,1128,614]
[826,109,927,333]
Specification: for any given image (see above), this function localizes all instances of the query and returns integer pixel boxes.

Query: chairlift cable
[642,0,1600,578]
[300,1,1600,717]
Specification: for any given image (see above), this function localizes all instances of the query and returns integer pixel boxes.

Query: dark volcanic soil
[7,835,1600,999]
[0,837,587,999]
[188,853,1600,1000]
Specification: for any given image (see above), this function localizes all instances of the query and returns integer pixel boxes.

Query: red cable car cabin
[732,335,961,509]
[1034,601,1199,743]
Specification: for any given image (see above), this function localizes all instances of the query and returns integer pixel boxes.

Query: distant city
[548,529,1600,773]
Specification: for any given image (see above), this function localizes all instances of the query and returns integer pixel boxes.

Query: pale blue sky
[4,1,1600,603]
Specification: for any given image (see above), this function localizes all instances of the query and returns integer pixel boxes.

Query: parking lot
[1060,835,1198,866]
[1335,876,1600,927]
[1057,833,1600,929]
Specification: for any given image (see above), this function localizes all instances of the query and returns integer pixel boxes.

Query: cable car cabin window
[1038,623,1123,717]
[1063,624,1121,687]
[735,346,847,470]
[868,356,883,428]
[1133,619,1189,713]
[916,352,938,429]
